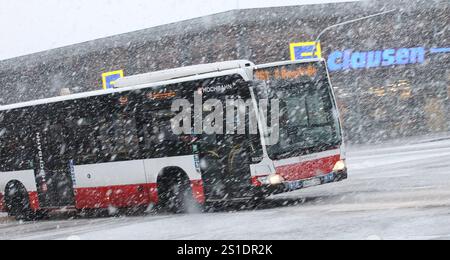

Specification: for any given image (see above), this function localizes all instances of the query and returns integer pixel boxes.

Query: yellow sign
[290,42,322,61]
[102,70,124,89]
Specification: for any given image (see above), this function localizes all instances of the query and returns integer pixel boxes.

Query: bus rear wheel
[5,182,35,221]
[157,170,198,214]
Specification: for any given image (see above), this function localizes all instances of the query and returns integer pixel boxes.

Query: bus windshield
[254,62,342,160]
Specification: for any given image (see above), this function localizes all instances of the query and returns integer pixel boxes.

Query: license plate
[286,181,303,190]
[323,173,335,183]
[302,178,322,188]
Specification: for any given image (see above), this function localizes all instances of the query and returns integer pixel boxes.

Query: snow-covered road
[2,138,450,240]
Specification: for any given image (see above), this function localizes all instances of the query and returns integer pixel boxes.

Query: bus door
[197,74,254,201]
[34,120,75,208]
[198,133,254,201]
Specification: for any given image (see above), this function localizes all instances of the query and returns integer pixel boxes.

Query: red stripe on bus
[74,184,157,209]
[276,155,340,181]
[73,180,205,210]
[191,180,205,204]
[0,193,4,212]
[29,192,40,211]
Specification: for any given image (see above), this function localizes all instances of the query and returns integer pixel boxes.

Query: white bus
[0,59,347,220]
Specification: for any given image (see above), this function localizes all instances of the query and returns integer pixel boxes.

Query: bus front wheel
[157,170,198,214]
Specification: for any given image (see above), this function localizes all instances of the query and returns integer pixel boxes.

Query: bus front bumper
[256,170,348,196]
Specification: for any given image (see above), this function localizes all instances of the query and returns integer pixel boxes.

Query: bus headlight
[333,160,347,172]
[257,174,285,185]
[268,174,284,185]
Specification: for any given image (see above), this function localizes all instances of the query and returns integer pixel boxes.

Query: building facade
[0,0,448,143]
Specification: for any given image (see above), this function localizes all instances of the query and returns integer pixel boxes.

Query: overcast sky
[0,0,359,61]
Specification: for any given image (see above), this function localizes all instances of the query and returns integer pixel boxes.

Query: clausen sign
[289,42,434,72]
[327,47,425,71]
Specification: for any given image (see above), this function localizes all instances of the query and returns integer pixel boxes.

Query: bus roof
[254,58,323,70]
[0,58,323,112]
[0,64,250,112]
[114,60,255,88]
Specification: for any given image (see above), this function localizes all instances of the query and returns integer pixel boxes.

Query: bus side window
[70,95,141,164]
[142,109,192,158]
[73,116,101,164]
[0,126,12,172]
[0,112,33,171]
[67,97,105,165]
[107,111,140,161]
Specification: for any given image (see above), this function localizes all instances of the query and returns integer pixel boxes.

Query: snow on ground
[1,138,450,240]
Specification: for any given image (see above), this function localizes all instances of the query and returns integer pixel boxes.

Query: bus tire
[4,181,34,221]
[157,169,197,214]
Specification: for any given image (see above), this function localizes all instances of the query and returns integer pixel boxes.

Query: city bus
[0,59,347,220]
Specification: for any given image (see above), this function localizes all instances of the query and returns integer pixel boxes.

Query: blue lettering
[343,50,353,70]
[351,52,367,69]
[396,48,410,65]
[382,49,396,66]
[327,51,344,71]
[409,47,425,64]
[366,51,382,68]
[326,47,427,72]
